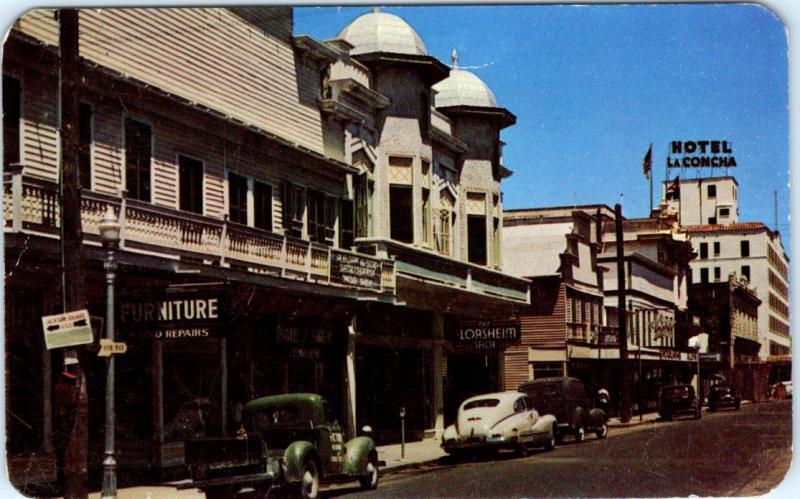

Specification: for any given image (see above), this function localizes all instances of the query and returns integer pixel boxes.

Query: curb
[382,457,445,474]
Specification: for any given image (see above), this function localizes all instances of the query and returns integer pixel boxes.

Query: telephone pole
[60,9,90,498]
[614,204,632,423]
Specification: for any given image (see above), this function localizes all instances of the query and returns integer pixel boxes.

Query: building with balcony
[3,6,529,486]
[502,204,698,414]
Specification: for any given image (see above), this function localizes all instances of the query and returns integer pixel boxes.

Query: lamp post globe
[98,207,120,246]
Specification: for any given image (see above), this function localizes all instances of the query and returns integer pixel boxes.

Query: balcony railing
[355,237,530,304]
[4,168,395,295]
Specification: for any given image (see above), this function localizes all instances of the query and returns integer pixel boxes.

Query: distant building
[664,176,790,365]
[663,175,739,225]
[502,205,697,413]
[689,273,767,401]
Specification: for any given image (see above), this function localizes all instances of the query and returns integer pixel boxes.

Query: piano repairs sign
[330,250,382,290]
[455,320,521,350]
[119,291,227,340]
[666,140,737,168]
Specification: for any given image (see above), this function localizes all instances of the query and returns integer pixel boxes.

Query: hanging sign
[330,250,382,290]
[666,140,737,168]
[41,309,93,350]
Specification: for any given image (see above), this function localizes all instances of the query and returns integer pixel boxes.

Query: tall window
[178,155,203,214]
[389,185,413,243]
[700,268,709,283]
[3,76,21,166]
[468,215,487,265]
[307,189,326,244]
[340,199,354,249]
[421,188,431,246]
[253,181,272,231]
[713,267,721,281]
[713,241,720,257]
[283,181,305,238]
[78,103,92,189]
[741,240,750,257]
[741,265,751,281]
[125,118,152,201]
[493,217,500,267]
[228,172,247,224]
[355,174,373,239]
[699,242,708,259]
[438,210,452,256]
[707,184,716,198]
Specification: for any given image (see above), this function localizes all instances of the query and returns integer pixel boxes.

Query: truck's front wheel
[359,452,379,490]
[298,458,320,499]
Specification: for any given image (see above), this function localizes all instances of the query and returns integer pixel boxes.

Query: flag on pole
[642,144,652,179]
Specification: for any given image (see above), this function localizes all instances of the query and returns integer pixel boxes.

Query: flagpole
[649,170,653,214]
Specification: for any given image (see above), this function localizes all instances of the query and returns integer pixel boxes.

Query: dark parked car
[708,384,741,411]
[658,384,701,421]
[518,377,607,443]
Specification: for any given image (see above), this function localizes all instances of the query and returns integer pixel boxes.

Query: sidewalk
[377,438,448,471]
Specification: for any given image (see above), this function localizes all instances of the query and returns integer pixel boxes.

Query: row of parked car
[442,377,747,459]
[441,377,608,458]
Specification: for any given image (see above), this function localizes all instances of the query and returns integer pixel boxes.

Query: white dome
[338,11,427,56]
[433,68,499,108]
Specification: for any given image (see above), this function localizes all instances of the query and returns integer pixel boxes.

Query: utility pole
[614,204,632,423]
[60,9,90,498]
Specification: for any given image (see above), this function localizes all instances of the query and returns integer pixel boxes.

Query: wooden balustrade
[4,172,395,295]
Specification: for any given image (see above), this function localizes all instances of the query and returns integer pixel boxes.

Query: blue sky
[296,3,790,254]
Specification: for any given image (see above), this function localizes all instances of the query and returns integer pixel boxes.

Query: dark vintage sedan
[658,384,701,421]
[708,384,741,411]
[518,377,607,443]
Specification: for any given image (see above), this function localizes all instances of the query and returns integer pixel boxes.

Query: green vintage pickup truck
[180,393,380,498]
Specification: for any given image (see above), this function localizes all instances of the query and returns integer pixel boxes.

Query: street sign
[97,339,128,357]
[700,353,721,362]
[41,309,93,350]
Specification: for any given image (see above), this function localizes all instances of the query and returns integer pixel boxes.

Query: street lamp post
[99,206,120,499]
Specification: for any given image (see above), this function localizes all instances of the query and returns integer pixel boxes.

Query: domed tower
[337,8,448,246]
[433,50,516,268]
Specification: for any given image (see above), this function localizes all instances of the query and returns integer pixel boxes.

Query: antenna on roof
[451,48,459,68]
[774,189,778,231]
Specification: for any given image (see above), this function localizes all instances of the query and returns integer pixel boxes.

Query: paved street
[331,400,792,498]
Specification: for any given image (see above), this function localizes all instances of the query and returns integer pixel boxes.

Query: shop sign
[119,292,227,340]
[455,320,520,350]
[288,346,321,359]
[660,349,681,361]
[41,309,93,350]
[666,140,737,168]
[276,325,333,345]
[330,250,382,290]
[660,349,697,362]
[700,353,721,362]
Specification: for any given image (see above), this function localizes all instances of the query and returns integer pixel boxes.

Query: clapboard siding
[91,97,124,195]
[15,8,327,155]
[21,70,59,182]
[520,282,567,348]
[503,346,530,391]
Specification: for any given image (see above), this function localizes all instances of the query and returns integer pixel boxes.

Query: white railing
[4,169,394,295]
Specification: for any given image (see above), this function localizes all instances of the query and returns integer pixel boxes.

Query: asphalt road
[332,400,792,498]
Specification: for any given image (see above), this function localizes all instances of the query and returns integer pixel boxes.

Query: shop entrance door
[445,352,500,425]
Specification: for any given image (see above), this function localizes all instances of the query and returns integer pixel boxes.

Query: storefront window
[162,339,222,442]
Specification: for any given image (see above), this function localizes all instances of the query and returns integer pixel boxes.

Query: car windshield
[463,399,500,410]
[251,405,308,430]
[661,386,690,397]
